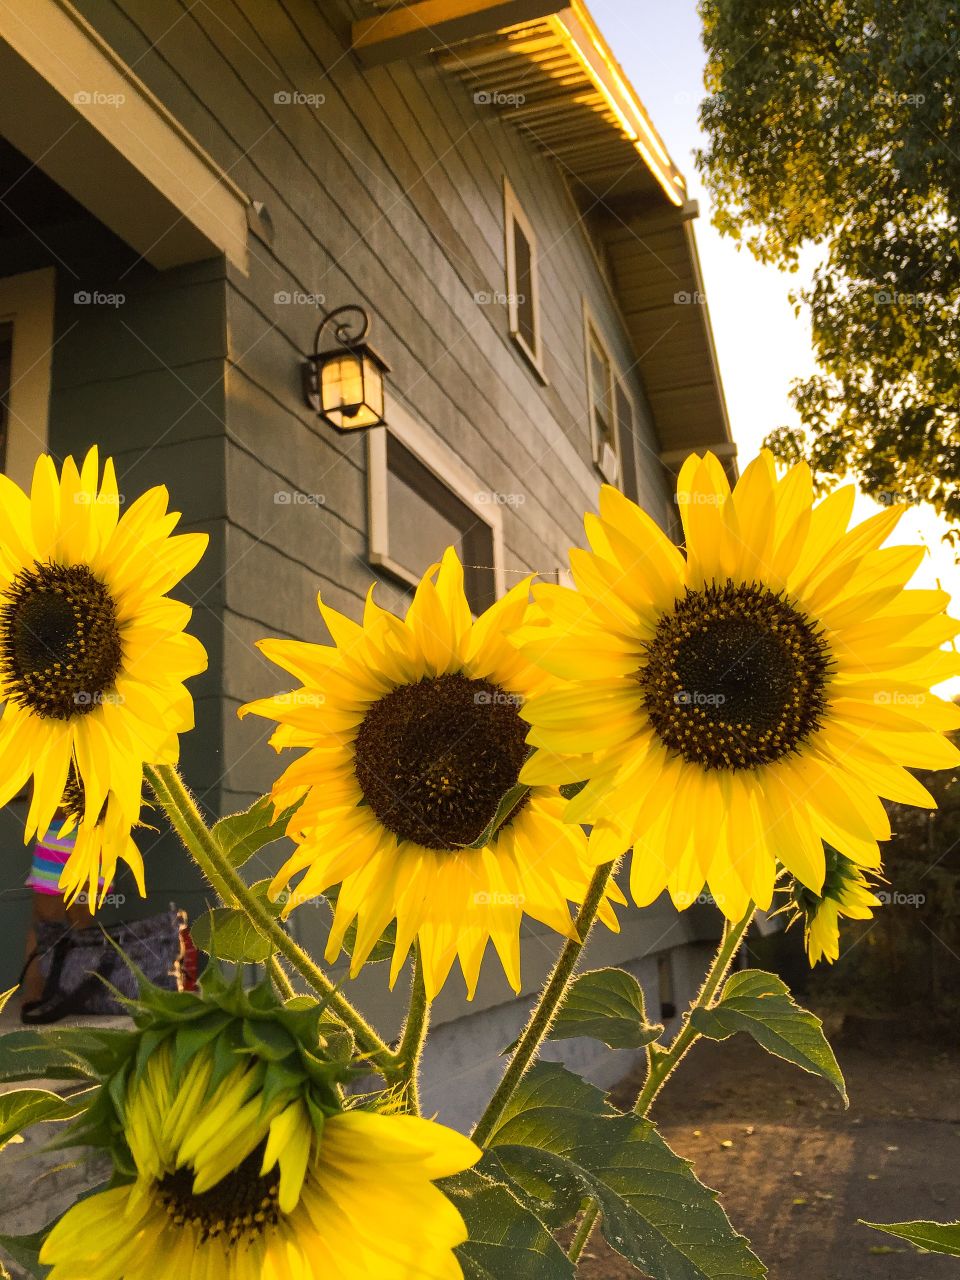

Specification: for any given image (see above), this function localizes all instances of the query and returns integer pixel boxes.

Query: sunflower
[788,847,883,965]
[40,1037,479,1280]
[57,768,146,908]
[0,448,207,868]
[241,548,620,999]
[520,451,960,921]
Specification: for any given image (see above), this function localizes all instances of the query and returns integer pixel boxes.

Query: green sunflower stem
[395,945,431,1115]
[568,900,756,1265]
[144,763,397,1073]
[471,860,617,1149]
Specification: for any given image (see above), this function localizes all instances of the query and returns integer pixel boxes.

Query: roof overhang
[0,0,250,272]
[353,0,735,478]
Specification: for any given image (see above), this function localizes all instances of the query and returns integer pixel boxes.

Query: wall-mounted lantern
[302,304,390,432]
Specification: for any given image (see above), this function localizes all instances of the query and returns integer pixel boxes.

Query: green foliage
[547,968,664,1050]
[0,1088,94,1151]
[690,969,847,1103]
[212,796,301,869]
[444,1169,575,1278]
[862,1219,960,1256]
[487,1063,766,1278]
[698,0,960,525]
[191,907,274,963]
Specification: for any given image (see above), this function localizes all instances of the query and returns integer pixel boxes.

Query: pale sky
[590,1,959,695]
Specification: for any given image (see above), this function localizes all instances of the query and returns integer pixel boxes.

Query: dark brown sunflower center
[0,562,122,720]
[638,582,831,771]
[156,1143,281,1245]
[353,672,529,850]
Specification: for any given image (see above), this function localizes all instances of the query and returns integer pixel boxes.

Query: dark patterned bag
[20,909,182,1023]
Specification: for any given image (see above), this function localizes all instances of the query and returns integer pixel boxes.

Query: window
[0,269,55,489]
[367,401,505,613]
[614,381,640,502]
[583,307,620,484]
[503,179,545,378]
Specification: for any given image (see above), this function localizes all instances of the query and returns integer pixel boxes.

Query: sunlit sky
[591,1,959,694]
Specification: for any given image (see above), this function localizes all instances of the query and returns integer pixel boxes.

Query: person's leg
[21,892,69,1005]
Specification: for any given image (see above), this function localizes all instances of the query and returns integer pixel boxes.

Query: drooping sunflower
[0,448,207,868]
[521,451,960,921]
[40,996,480,1279]
[241,548,621,999]
[788,847,883,965]
[57,768,146,908]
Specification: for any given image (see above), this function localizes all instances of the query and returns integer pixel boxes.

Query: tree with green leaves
[697,0,960,529]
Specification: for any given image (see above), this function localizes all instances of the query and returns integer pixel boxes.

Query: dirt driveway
[576,1026,960,1279]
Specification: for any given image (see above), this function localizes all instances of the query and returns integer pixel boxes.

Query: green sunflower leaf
[0,1028,132,1085]
[487,1062,766,1279]
[212,796,301,869]
[547,968,664,1050]
[0,1087,95,1150]
[689,969,847,1103]
[861,1219,960,1256]
[0,1229,49,1279]
[442,1168,575,1278]
[242,1018,297,1062]
[191,908,274,964]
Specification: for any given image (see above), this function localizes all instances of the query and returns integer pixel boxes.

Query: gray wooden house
[0,0,736,1123]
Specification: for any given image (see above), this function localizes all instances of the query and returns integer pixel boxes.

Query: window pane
[0,322,12,476]
[385,436,496,612]
[590,335,613,448]
[615,383,639,501]
[512,221,537,353]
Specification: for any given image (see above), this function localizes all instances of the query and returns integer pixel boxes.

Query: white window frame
[613,375,642,502]
[367,398,506,599]
[503,178,546,381]
[582,299,620,485]
[0,268,56,490]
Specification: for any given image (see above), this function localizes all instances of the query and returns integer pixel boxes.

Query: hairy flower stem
[395,946,431,1116]
[568,902,756,1264]
[471,861,616,1148]
[145,764,398,1074]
